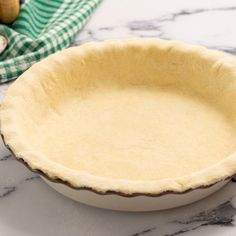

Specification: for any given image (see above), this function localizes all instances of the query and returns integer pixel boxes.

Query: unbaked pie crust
[1,38,236,195]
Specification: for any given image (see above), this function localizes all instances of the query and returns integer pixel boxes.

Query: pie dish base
[43,177,229,211]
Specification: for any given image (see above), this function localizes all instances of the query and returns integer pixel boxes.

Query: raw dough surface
[33,87,236,181]
[2,39,236,194]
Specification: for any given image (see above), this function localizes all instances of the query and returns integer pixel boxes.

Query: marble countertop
[1,0,236,235]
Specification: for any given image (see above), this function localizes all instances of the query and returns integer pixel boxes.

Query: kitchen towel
[0,0,101,83]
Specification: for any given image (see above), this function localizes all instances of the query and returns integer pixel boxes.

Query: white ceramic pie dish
[43,177,229,211]
[1,38,236,211]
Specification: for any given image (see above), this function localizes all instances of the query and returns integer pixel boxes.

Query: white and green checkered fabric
[0,0,101,83]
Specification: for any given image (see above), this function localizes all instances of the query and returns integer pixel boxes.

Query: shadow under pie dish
[1,38,236,211]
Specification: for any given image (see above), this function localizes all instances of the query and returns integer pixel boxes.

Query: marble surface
[1,0,236,235]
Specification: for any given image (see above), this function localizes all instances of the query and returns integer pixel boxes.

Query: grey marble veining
[1,0,236,235]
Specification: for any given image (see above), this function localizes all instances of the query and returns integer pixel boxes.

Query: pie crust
[1,38,236,196]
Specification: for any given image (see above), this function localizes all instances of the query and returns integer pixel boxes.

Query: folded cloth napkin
[0,0,101,83]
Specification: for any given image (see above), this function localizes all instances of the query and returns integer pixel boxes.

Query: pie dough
[1,38,236,195]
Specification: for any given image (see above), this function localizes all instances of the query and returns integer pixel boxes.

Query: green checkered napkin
[0,0,101,83]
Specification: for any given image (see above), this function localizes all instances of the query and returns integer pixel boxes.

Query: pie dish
[1,38,236,211]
